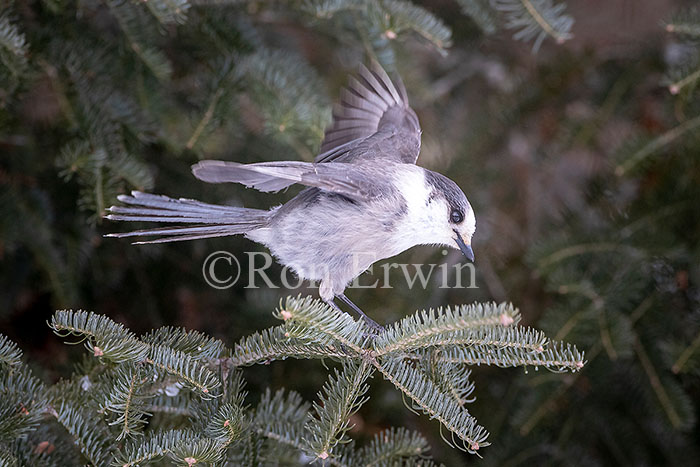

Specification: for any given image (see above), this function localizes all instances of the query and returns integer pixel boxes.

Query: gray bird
[106,62,476,328]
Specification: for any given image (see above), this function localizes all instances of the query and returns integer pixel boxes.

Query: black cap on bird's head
[424,170,476,262]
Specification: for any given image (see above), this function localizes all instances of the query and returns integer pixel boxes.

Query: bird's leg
[337,294,384,333]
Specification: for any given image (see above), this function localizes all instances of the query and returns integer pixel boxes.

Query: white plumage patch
[394,167,461,251]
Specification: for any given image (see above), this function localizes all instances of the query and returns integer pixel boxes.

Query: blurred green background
[1,0,699,464]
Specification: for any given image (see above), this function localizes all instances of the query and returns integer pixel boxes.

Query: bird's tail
[105,191,271,244]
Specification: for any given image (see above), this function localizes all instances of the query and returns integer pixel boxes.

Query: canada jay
[106,62,476,328]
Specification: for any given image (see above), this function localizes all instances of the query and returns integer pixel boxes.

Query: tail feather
[105,191,270,243]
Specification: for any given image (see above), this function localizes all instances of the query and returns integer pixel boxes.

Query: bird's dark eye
[451,210,464,224]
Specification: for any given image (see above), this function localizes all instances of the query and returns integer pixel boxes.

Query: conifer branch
[145,344,221,398]
[492,0,573,51]
[633,336,683,429]
[426,360,476,407]
[49,310,149,363]
[185,55,237,151]
[432,341,585,371]
[456,0,499,34]
[142,327,227,361]
[205,403,245,447]
[115,429,200,467]
[615,114,700,176]
[536,242,643,270]
[186,87,225,150]
[665,9,700,38]
[304,361,373,460]
[100,364,150,440]
[378,0,453,51]
[666,64,700,96]
[0,364,47,441]
[166,437,228,465]
[278,296,369,354]
[357,427,431,465]
[0,333,22,367]
[51,401,114,466]
[374,302,519,356]
[106,0,173,81]
[0,451,20,467]
[251,389,310,457]
[420,326,547,354]
[142,0,190,25]
[374,357,489,453]
[672,330,700,374]
[0,10,28,79]
[238,49,329,159]
[230,326,354,367]
[41,295,584,462]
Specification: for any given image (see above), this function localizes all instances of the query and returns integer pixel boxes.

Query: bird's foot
[359,315,384,336]
[337,294,384,336]
[325,295,384,337]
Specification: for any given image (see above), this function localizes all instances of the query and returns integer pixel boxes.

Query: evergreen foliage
[665,7,700,96]
[0,298,582,464]
[4,0,700,465]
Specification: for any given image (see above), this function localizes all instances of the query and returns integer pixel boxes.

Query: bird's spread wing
[316,62,421,164]
[192,160,385,201]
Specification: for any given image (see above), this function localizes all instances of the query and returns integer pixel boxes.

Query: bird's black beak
[454,231,474,262]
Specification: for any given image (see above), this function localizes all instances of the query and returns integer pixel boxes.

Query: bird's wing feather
[316,62,421,164]
[191,160,384,201]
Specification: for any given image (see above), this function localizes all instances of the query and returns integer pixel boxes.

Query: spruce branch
[252,389,310,455]
[665,8,700,38]
[418,325,548,354]
[433,340,585,371]
[303,361,373,460]
[424,359,476,407]
[0,10,28,79]
[672,329,700,374]
[456,0,499,34]
[43,296,585,461]
[615,114,700,176]
[49,310,149,363]
[204,403,246,447]
[535,241,644,271]
[167,437,228,466]
[185,55,237,151]
[357,427,431,465]
[238,49,330,159]
[633,336,693,430]
[106,0,173,81]
[51,401,114,466]
[374,357,489,453]
[0,450,20,467]
[0,333,22,367]
[141,0,191,25]
[374,302,520,356]
[492,0,573,51]
[278,296,370,354]
[99,364,151,440]
[301,0,365,18]
[142,327,227,361]
[145,344,221,399]
[115,429,201,467]
[666,60,700,96]
[0,365,47,441]
[302,0,452,53]
[377,0,453,51]
[230,325,354,367]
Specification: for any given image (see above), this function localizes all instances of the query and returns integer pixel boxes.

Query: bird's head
[422,170,476,261]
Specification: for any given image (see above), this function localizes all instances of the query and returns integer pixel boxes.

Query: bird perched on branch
[106,62,476,329]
